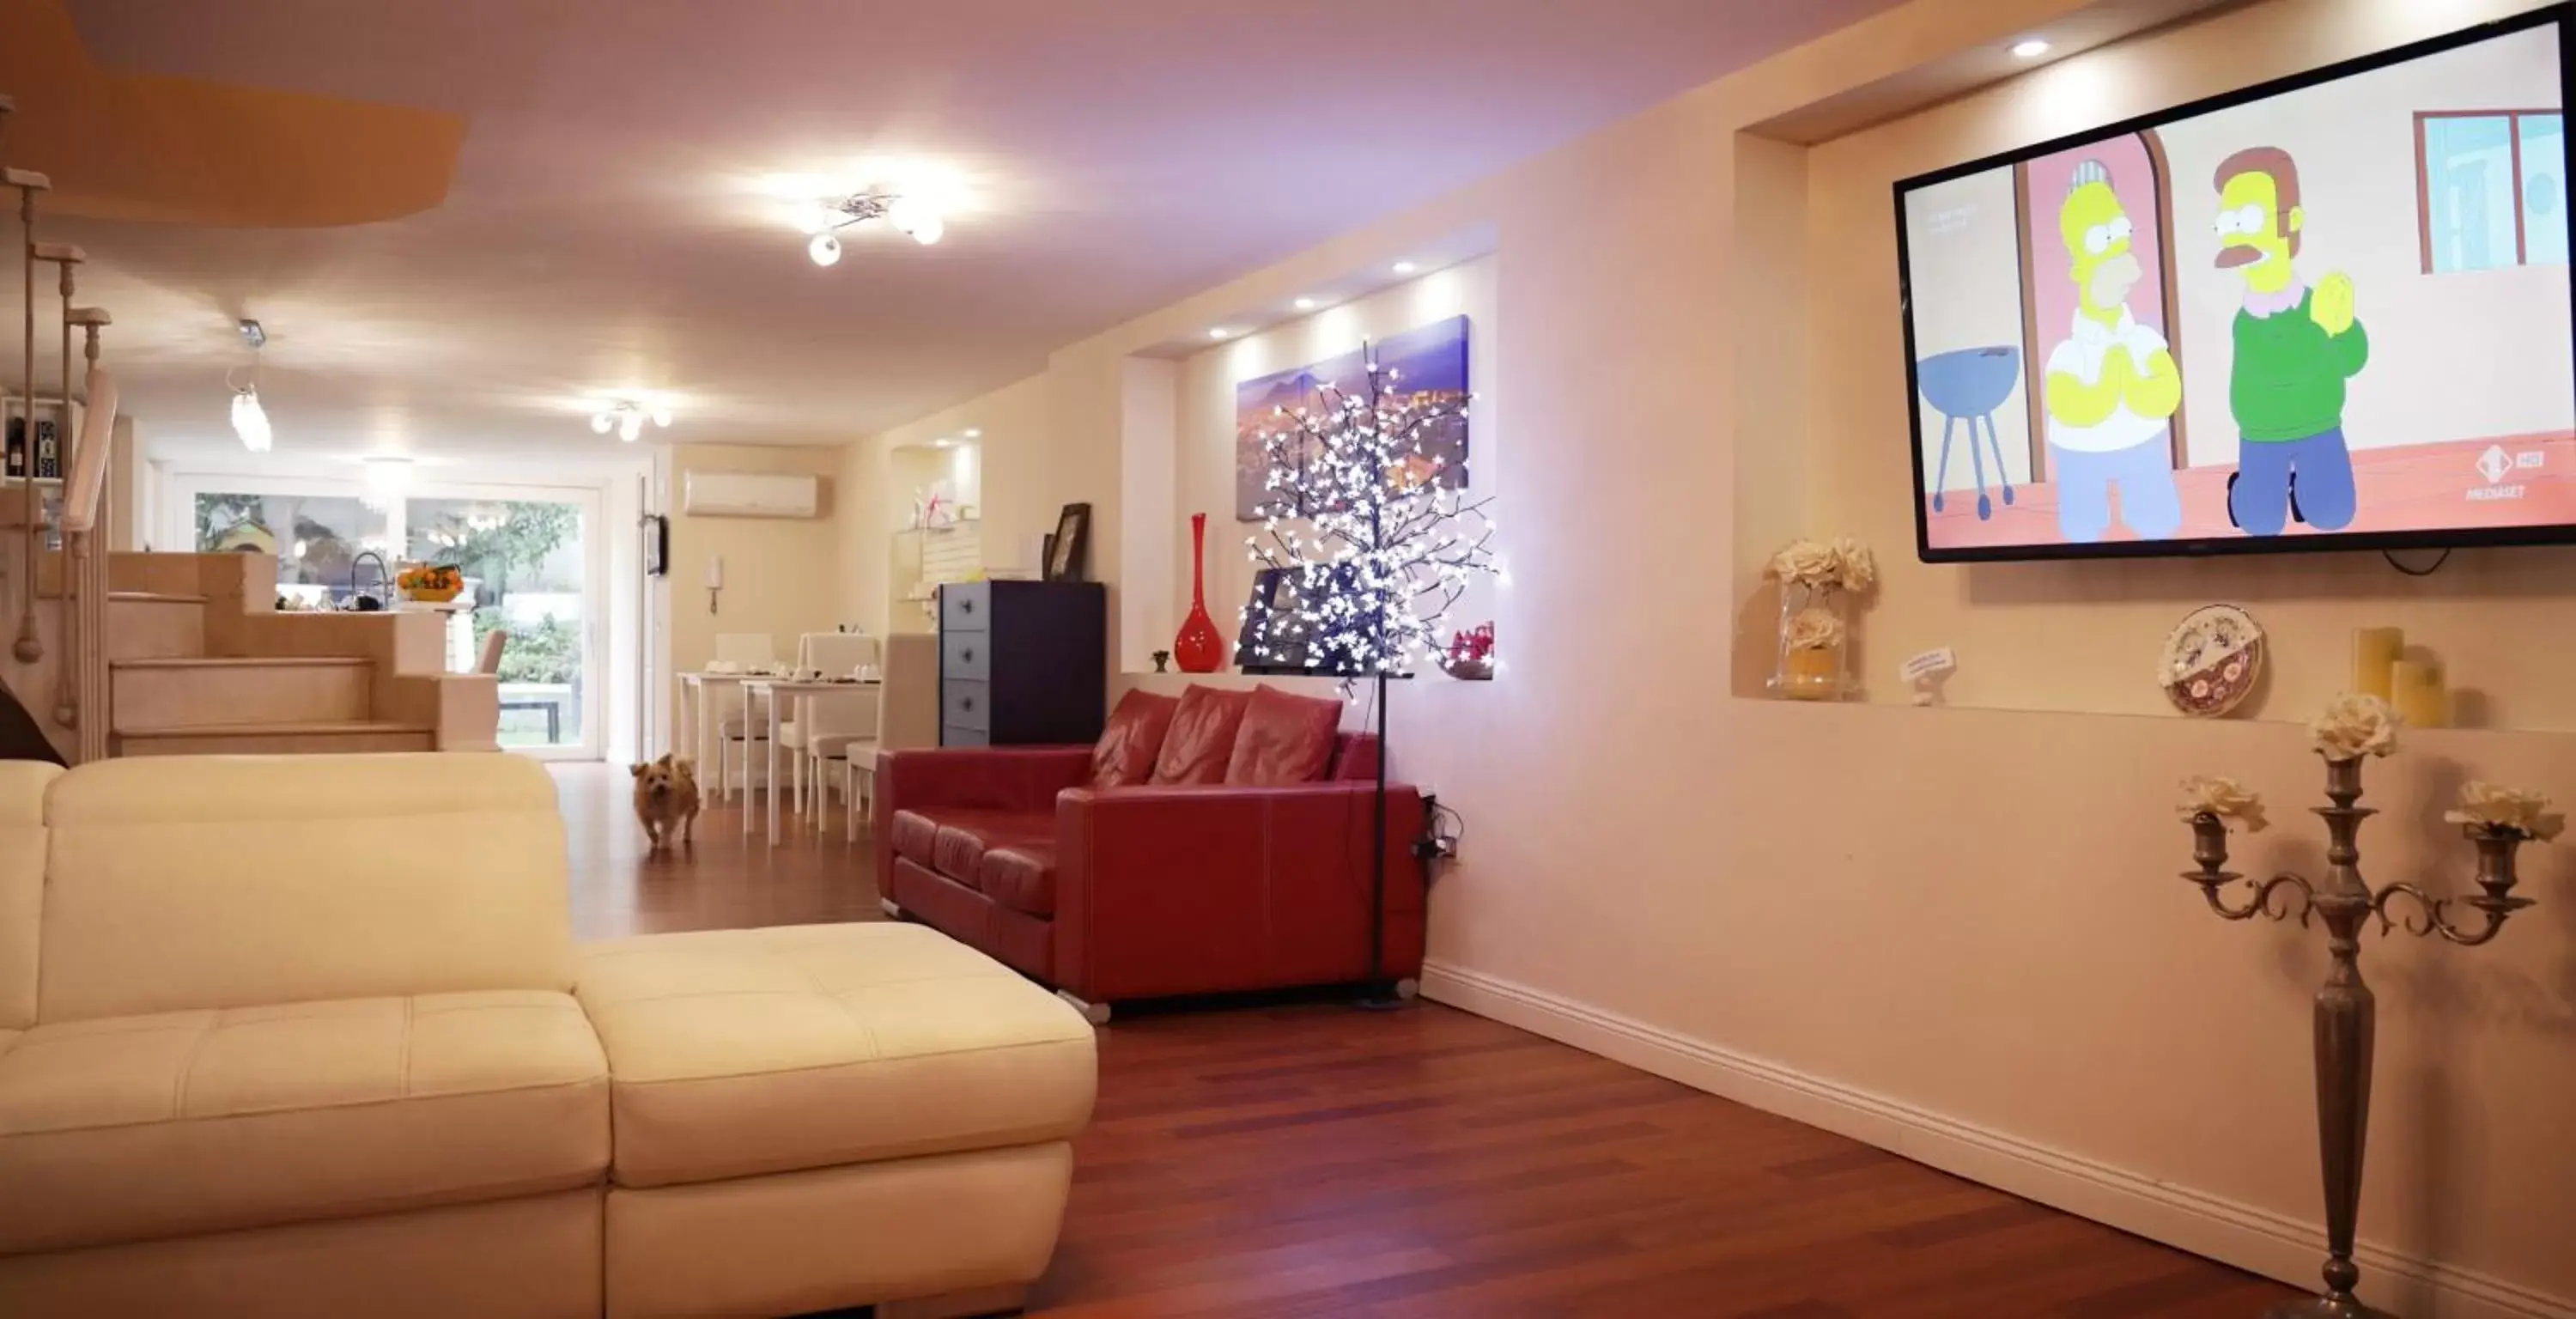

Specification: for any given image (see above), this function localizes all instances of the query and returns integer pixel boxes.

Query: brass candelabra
[2183,755,2537,1319]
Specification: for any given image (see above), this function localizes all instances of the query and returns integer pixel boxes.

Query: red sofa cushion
[1090,690,1178,788]
[890,809,942,868]
[979,843,1057,917]
[1224,684,1344,785]
[929,812,1051,888]
[1149,685,1251,785]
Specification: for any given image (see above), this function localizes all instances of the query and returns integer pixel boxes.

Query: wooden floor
[551,765,2300,1317]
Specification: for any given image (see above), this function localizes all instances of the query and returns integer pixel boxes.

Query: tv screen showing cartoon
[1897,10,2576,562]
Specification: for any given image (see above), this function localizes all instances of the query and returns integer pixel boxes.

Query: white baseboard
[1419,959,2570,1319]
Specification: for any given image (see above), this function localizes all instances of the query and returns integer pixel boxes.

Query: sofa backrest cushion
[1091,690,1179,787]
[0,763,60,1030]
[38,753,575,1023]
[1225,685,1345,786]
[1327,732,1381,781]
[1150,685,1252,785]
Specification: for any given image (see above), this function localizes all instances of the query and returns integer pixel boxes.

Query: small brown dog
[630,755,700,851]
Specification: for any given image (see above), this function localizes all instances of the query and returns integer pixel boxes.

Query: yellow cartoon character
[2213,146,2367,536]
[2041,159,2184,542]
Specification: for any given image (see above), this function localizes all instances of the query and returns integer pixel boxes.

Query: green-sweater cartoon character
[2040,160,2183,542]
[2213,145,2367,535]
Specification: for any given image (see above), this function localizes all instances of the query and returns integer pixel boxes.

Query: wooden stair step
[117,720,433,739]
[111,654,376,732]
[107,593,210,661]
[116,720,438,757]
[111,655,369,669]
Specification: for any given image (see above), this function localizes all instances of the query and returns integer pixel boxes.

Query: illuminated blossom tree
[1243,342,1499,1008]
[1244,350,1498,678]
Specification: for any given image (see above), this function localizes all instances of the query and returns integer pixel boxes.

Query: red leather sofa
[875,684,1426,1014]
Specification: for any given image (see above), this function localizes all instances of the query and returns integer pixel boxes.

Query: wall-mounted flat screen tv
[1897,8,2576,562]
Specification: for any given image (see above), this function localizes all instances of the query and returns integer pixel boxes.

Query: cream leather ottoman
[574,922,1096,1319]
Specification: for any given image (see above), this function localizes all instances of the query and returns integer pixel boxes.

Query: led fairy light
[1245,356,1496,675]
[1243,339,1498,1010]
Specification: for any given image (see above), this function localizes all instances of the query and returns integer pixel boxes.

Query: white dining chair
[791,635,882,822]
[714,633,776,801]
[837,634,939,840]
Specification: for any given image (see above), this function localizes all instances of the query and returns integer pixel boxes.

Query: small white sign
[1900,648,1958,684]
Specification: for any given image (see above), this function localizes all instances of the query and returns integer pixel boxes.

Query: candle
[2391,658,2447,730]
[2351,628,2403,701]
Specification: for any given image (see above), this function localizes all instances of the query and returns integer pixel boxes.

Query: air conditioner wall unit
[683,471,820,519]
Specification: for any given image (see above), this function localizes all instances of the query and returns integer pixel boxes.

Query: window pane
[192,491,392,606]
[2425,114,2520,273]
[407,497,586,749]
[2519,112,2567,266]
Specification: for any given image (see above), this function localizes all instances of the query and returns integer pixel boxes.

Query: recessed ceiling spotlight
[1208,327,1235,340]
[1391,260,1418,275]
[933,438,954,448]
[1294,296,1318,311]
[962,429,982,439]
[2010,37,2050,58]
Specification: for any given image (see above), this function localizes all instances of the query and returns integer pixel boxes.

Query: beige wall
[866,0,2576,1310]
[841,374,1052,638]
[665,443,843,711]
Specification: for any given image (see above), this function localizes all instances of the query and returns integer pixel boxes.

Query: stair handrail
[58,361,111,535]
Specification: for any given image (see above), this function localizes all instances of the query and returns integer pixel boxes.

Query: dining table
[675,670,761,800]
[741,677,883,844]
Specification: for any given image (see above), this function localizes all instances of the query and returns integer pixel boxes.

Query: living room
[2,0,2573,1316]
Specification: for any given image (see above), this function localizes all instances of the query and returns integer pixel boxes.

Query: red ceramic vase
[1173,513,1226,673]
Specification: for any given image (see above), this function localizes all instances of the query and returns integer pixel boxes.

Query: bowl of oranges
[397,563,465,605]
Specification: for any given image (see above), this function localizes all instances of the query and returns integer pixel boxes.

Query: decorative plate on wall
[2160,605,2265,717]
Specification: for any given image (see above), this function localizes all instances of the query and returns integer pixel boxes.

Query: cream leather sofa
[0,754,1095,1319]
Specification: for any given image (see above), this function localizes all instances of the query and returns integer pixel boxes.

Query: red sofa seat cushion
[979,843,1057,917]
[890,809,943,869]
[1090,690,1178,787]
[894,807,1052,890]
[1149,685,1252,785]
[1224,684,1344,785]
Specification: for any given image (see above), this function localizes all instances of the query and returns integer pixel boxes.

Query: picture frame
[1044,502,1091,582]
[640,514,669,576]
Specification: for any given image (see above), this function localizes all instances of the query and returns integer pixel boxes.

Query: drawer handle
[960,696,975,711]
[961,647,975,662]
[961,599,975,614]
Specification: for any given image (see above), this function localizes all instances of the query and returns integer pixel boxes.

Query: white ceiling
[48,0,1901,460]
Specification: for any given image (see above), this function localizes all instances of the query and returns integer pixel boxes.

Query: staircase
[72,553,500,760]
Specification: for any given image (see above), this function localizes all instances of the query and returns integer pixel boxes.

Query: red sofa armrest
[1051,782,1425,1003]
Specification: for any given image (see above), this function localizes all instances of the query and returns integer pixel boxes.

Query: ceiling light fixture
[802,188,945,265]
[591,398,673,443]
[2011,37,2050,58]
[1391,260,1419,275]
[228,319,272,453]
[1208,327,1234,340]
[1294,296,1318,311]
[962,429,981,440]
[933,438,954,448]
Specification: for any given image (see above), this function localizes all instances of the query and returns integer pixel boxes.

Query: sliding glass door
[169,472,606,760]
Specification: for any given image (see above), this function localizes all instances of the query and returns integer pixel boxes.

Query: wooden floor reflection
[553,762,880,942]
